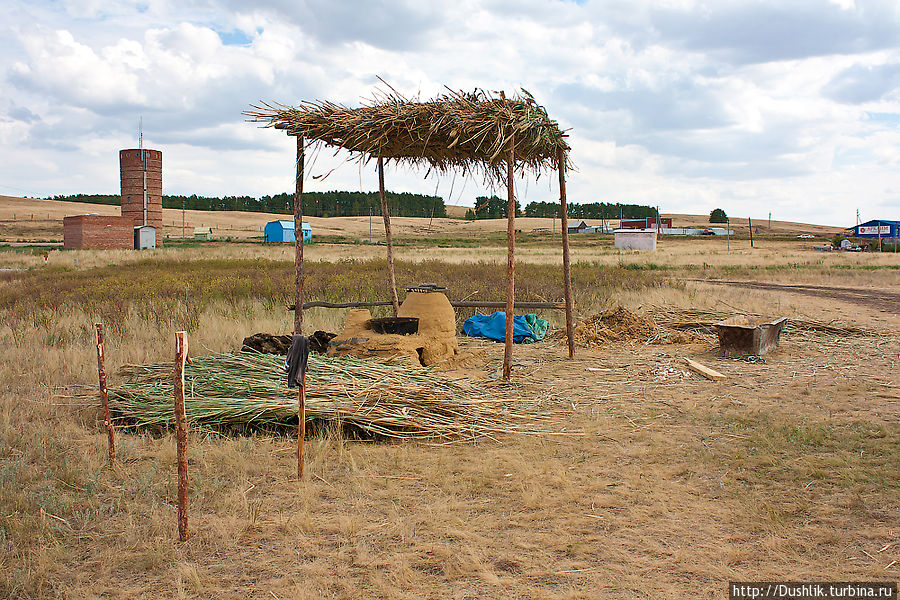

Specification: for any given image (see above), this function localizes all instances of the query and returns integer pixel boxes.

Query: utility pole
[727,218,730,252]
[181,197,185,239]
[878,220,882,252]
[748,217,754,248]
[768,211,771,232]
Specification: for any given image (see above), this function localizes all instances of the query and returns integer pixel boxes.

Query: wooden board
[684,358,726,381]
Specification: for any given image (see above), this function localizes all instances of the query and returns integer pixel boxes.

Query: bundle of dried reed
[107,351,561,441]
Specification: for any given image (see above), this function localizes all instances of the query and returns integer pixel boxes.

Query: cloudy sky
[4,0,900,225]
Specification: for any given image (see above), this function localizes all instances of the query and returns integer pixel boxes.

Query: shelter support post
[293,135,306,480]
[293,135,305,334]
[174,331,189,542]
[557,147,575,360]
[503,140,516,381]
[378,158,400,316]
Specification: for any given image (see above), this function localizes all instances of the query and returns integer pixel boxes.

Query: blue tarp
[463,312,549,343]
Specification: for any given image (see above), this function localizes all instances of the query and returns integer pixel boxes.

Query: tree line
[464,197,659,220]
[47,191,447,218]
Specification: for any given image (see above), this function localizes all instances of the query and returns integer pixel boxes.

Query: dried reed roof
[244,88,570,181]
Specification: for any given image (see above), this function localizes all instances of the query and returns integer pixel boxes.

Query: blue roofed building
[848,219,899,238]
[265,220,311,243]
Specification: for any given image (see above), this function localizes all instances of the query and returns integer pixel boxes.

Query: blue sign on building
[850,220,900,238]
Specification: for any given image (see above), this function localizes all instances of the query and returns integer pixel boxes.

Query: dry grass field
[1,202,898,599]
[0,195,843,243]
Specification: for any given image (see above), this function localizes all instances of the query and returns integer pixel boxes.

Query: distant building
[193,227,213,241]
[265,220,312,243]
[566,220,590,233]
[63,215,134,250]
[614,229,657,251]
[849,220,899,238]
[621,217,673,229]
[120,148,163,245]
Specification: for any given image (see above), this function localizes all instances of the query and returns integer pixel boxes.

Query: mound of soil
[567,306,706,347]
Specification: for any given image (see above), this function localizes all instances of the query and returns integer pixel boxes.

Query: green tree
[709,208,728,223]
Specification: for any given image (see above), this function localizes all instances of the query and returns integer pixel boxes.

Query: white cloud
[2,0,900,225]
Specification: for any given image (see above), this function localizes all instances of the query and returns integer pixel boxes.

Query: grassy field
[1,236,898,598]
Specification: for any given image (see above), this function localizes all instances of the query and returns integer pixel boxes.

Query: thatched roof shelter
[246,86,574,394]
[244,88,570,181]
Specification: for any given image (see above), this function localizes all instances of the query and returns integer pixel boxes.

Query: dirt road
[696,279,900,314]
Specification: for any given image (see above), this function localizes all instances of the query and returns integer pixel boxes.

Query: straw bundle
[107,352,558,441]
[244,88,570,182]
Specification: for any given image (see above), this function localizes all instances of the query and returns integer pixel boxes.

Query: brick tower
[120,148,162,244]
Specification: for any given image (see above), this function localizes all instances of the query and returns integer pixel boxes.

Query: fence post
[95,323,115,465]
[174,331,189,541]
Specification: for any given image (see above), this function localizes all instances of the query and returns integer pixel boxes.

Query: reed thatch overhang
[244,89,570,181]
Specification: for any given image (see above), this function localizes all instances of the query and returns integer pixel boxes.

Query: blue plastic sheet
[463,311,548,343]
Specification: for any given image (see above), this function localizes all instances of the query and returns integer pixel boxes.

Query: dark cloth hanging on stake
[284,335,310,388]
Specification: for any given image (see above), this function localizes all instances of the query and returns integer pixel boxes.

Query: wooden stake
[378,157,400,316]
[95,323,115,465]
[297,375,306,479]
[174,331,189,542]
[503,138,516,381]
[557,147,575,360]
[294,135,305,333]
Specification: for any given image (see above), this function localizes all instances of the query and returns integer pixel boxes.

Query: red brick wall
[63,215,134,250]
[120,149,162,244]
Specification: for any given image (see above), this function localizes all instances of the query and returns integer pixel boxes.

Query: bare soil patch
[697,280,900,315]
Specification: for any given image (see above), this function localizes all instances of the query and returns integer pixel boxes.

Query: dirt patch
[696,280,900,315]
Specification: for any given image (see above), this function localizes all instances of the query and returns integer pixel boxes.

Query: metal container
[714,315,787,357]
[369,317,419,335]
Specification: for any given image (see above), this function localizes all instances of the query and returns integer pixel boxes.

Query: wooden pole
[293,135,307,480]
[95,323,115,465]
[503,138,516,381]
[378,157,400,316]
[174,330,189,542]
[293,135,305,333]
[557,147,575,360]
[297,374,306,479]
[748,217,754,248]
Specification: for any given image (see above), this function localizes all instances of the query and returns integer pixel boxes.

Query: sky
[3,0,900,226]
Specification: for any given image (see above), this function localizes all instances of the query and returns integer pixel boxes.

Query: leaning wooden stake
[293,135,305,333]
[378,157,400,316]
[95,323,115,465]
[503,139,516,381]
[557,147,575,360]
[174,331,189,542]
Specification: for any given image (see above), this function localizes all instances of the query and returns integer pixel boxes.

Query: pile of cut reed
[107,352,559,441]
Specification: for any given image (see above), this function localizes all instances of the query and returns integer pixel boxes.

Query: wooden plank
[684,358,726,381]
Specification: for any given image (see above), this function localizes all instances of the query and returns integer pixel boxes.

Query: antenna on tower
[140,116,147,227]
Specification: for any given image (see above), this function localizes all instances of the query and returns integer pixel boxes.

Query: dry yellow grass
[1,229,898,599]
[0,195,845,242]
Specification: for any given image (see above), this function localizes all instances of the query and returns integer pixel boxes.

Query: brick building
[120,148,163,245]
[63,215,134,250]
